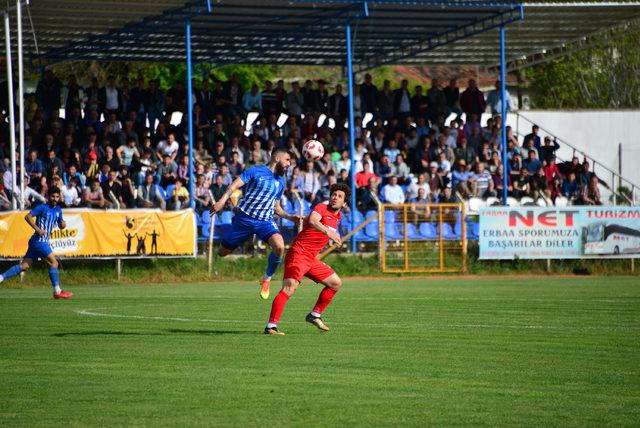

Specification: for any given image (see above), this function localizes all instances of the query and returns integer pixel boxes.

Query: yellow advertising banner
[0,209,196,259]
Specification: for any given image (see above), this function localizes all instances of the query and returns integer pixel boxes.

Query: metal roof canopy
[0,0,637,73]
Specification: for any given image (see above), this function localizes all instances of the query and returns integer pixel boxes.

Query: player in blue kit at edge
[0,187,73,299]
[210,149,302,299]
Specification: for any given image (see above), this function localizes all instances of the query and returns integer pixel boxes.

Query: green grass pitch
[1,276,639,426]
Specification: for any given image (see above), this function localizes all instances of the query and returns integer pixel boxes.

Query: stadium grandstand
[2,0,640,247]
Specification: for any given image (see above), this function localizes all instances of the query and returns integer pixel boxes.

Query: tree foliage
[526,28,640,109]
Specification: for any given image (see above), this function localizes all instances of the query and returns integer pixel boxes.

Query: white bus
[583,222,640,256]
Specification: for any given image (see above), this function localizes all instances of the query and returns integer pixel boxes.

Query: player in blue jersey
[0,187,73,299]
[211,149,302,299]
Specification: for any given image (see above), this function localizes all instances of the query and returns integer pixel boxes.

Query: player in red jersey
[264,183,350,335]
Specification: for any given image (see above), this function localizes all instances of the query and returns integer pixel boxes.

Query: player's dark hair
[271,148,290,160]
[330,183,351,202]
[49,186,61,196]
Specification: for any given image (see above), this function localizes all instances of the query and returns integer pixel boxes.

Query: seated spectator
[406,173,429,201]
[300,161,320,203]
[409,187,431,221]
[578,175,602,205]
[334,150,351,175]
[549,175,563,202]
[359,176,380,212]
[157,154,178,188]
[210,174,231,209]
[454,138,477,167]
[61,177,81,207]
[117,137,140,170]
[561,171,579,201]
[492,164,512,198]
[543,156,560,183]
[156,133,179,162]
[193,174,211,213]
[438,185,459,204]
[426,162,444,201]
[538,137,560,164]
[391,154,410,185]
[228,152,244,178]
[218,164,233,186]
[512,169,530,199]
[169,179,190,210]
[119,166,136,208]
[375,155,393,184]
[437,151,451,177]
[242,84,262,112]
[530,167,551,201]
[523,125,540,150]
[382,175,405,204]
[137,173,165,209]
[523,150,542,175]
[102,169,125,209]
[355,162,378,188]
[337,168,350,186]
[83,178,106,208]
[451,160,474,199]
[472,162,496,199]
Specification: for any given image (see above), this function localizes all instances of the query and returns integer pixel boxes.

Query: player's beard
[275,163,286,176]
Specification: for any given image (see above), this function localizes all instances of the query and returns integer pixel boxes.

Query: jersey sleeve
[312,202,327,217]
[276,177,286,200]
[29,204,43,217]
[57,207,64,224]
[239,166,256,184]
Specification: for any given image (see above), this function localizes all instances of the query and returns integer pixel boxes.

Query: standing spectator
[242,84,263,113]
[426,79,448,123]
[261,80,279,115]
[360,73,378,115]
[328,84,347,127]
[486,80,514,114]
[103,76,121,116]
[393,79,411,119]
[223,73,243,116]
[145,79,165,136]
[460,79,486,119]
[411,86,429,122]
[444,78,461,118]
[377,80,394,122]
[36,69,63,121]
[287,82,304,121]
[63,74,84,119]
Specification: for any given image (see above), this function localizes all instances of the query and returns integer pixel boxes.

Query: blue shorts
[220,211,281,250]
[25,239,53,260]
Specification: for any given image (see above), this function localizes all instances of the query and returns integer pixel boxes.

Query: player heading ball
[265,183,351,335]
[210,149,303,299]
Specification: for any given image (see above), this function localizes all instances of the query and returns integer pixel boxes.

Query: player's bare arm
[24,213,46,236]
[307,211,341,245]
[274,200,303,223]
[210,177,244,214]
[58,220,66,230]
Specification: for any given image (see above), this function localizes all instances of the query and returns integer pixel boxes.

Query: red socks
[268,291,290,325]
[312,286,338,315]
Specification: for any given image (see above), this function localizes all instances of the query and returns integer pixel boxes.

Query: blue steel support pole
[499,24,508,206]
[186,19,195,209]
[346,22,357,254]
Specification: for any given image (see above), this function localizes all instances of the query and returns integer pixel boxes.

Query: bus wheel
[614,246,620,255]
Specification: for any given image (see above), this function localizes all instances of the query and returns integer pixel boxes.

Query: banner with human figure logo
[479,206,640,259]
[0,209,196,259]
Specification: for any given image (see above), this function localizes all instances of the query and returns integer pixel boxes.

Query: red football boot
[53,291,74,299]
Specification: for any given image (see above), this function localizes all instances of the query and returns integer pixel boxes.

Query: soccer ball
[302,139,324,162]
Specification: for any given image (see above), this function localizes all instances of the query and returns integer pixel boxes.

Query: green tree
[526,27,640,109]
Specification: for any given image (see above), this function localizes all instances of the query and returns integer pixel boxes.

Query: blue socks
[48,267,60,290]
[1,264,22,281]
[264,252,283,279]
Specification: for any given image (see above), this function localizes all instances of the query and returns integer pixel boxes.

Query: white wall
[504,110,640,192]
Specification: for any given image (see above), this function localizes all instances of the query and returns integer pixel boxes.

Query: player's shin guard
[1,264,23,281]
[267,291,290,327]
[311,286,338,316]
[264,252,283,280]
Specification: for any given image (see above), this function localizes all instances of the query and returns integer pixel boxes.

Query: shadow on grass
[52,331,162,337]
[165,328,252,336]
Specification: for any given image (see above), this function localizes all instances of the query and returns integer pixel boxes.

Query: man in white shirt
[156,132,180,162]
[405,173,429,200]
[382,175,405,204]
[62,177,81,207]
[104,75,120,113]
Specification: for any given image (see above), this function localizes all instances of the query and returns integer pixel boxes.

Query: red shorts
[283,248,335,284]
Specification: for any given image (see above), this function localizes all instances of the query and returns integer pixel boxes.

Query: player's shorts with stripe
[25,238,53,260]
[220,210,281,250]
[283,247,335,284]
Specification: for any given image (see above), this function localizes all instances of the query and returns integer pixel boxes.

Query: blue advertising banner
[479,207,640,259]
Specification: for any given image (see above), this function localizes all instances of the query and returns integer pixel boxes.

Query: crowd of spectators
[0,69,607,214]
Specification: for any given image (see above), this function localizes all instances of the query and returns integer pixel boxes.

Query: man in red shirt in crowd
[355,162,378,188]
[264,183,350,335]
